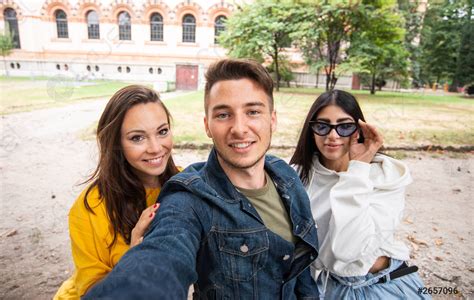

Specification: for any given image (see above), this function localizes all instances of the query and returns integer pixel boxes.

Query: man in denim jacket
[85,59,319,299]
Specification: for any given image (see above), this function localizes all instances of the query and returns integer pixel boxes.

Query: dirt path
[0,99,472,299]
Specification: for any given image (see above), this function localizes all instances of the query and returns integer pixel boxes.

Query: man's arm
[84,191,203,300]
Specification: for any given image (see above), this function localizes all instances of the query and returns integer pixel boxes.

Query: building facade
[0,0,242,90]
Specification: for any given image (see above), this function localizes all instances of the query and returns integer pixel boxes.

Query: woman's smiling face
[121,102,173,188]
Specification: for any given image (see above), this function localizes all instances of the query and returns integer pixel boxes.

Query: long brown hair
[290,90,366,185]
[83,85,179,246]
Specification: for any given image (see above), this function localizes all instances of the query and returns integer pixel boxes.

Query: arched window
[118,11,131,40]
[3,8,21,48]
[55,10,69,38]
[150,13,163,41]
[86,10,100,39]
[182,14,195,43]
[214,15,227,44]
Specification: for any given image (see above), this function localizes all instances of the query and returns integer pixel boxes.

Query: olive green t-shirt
[237,173,297,244]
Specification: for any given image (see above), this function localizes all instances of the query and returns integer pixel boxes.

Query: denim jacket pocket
[218,230,269,281]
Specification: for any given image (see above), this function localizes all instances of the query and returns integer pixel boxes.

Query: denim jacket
[85,149,319,299]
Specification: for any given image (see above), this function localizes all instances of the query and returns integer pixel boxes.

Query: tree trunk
[274,45,280,92]
[327,39,340,91]
[325,72,330,91]
[2,56,9,77]
[329,69,338,90]
[370,71,376,95]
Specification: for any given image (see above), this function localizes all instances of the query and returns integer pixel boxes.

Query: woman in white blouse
[290,90,429,299]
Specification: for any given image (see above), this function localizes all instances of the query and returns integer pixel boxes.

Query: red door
[176,65,198,90]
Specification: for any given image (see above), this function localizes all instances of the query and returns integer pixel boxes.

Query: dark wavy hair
[83,85,179,246]
[290,89,366,185]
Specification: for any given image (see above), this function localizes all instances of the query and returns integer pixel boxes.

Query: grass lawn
[0,76,143,114]
[2,77,473,148]
[276,88,474,147]
[162,88,473,148]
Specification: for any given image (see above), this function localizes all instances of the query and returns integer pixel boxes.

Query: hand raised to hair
[130,203,160,247]
[349,120,383,164]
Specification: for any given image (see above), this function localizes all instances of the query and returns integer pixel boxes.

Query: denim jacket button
[240,244,249,253]
[283,254,290,261]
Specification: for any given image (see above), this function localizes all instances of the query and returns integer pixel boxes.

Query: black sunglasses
[310,121,358,137]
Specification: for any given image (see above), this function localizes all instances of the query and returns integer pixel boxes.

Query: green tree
[0,34,13,77]
[397,0,424,87]
[266,55,295,87]
[348,1,409,94]
[452,0,474,89]
[418,0,472,88]
[352,43,409,93]
[291,1,368,91]
[219,0,294,90]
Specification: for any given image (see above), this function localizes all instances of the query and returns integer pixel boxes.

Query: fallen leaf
[434,238,443,246]
[1,229,17,238]
[409,241,419,252]
[407,234,428,247]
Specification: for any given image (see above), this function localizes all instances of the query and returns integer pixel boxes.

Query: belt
[377,262,419,284]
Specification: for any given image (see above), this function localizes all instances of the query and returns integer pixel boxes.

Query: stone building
[0,0,358,90]
[0,0,242,90]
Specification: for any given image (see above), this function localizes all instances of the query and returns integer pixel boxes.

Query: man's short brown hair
[204,59,274,115]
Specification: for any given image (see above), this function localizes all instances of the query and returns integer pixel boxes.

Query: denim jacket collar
[167,148,316,242]
[202,148,296,200]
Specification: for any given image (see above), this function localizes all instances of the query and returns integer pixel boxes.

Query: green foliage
[0,34,13,57]
[219,0,296,90]
[0,34,14,77]
[266,55,295,87]
[452,5,474,88]
[419,0,473,88]
[291,1,369,91]
[397,0,424,87]
[348,2,409,94]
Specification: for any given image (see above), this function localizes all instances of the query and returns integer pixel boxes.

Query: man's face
[204,78,276,171]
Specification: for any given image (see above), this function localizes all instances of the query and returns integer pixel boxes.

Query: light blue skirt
[316,259,431,300]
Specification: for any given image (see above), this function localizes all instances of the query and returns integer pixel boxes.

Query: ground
[0,97,473,299]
